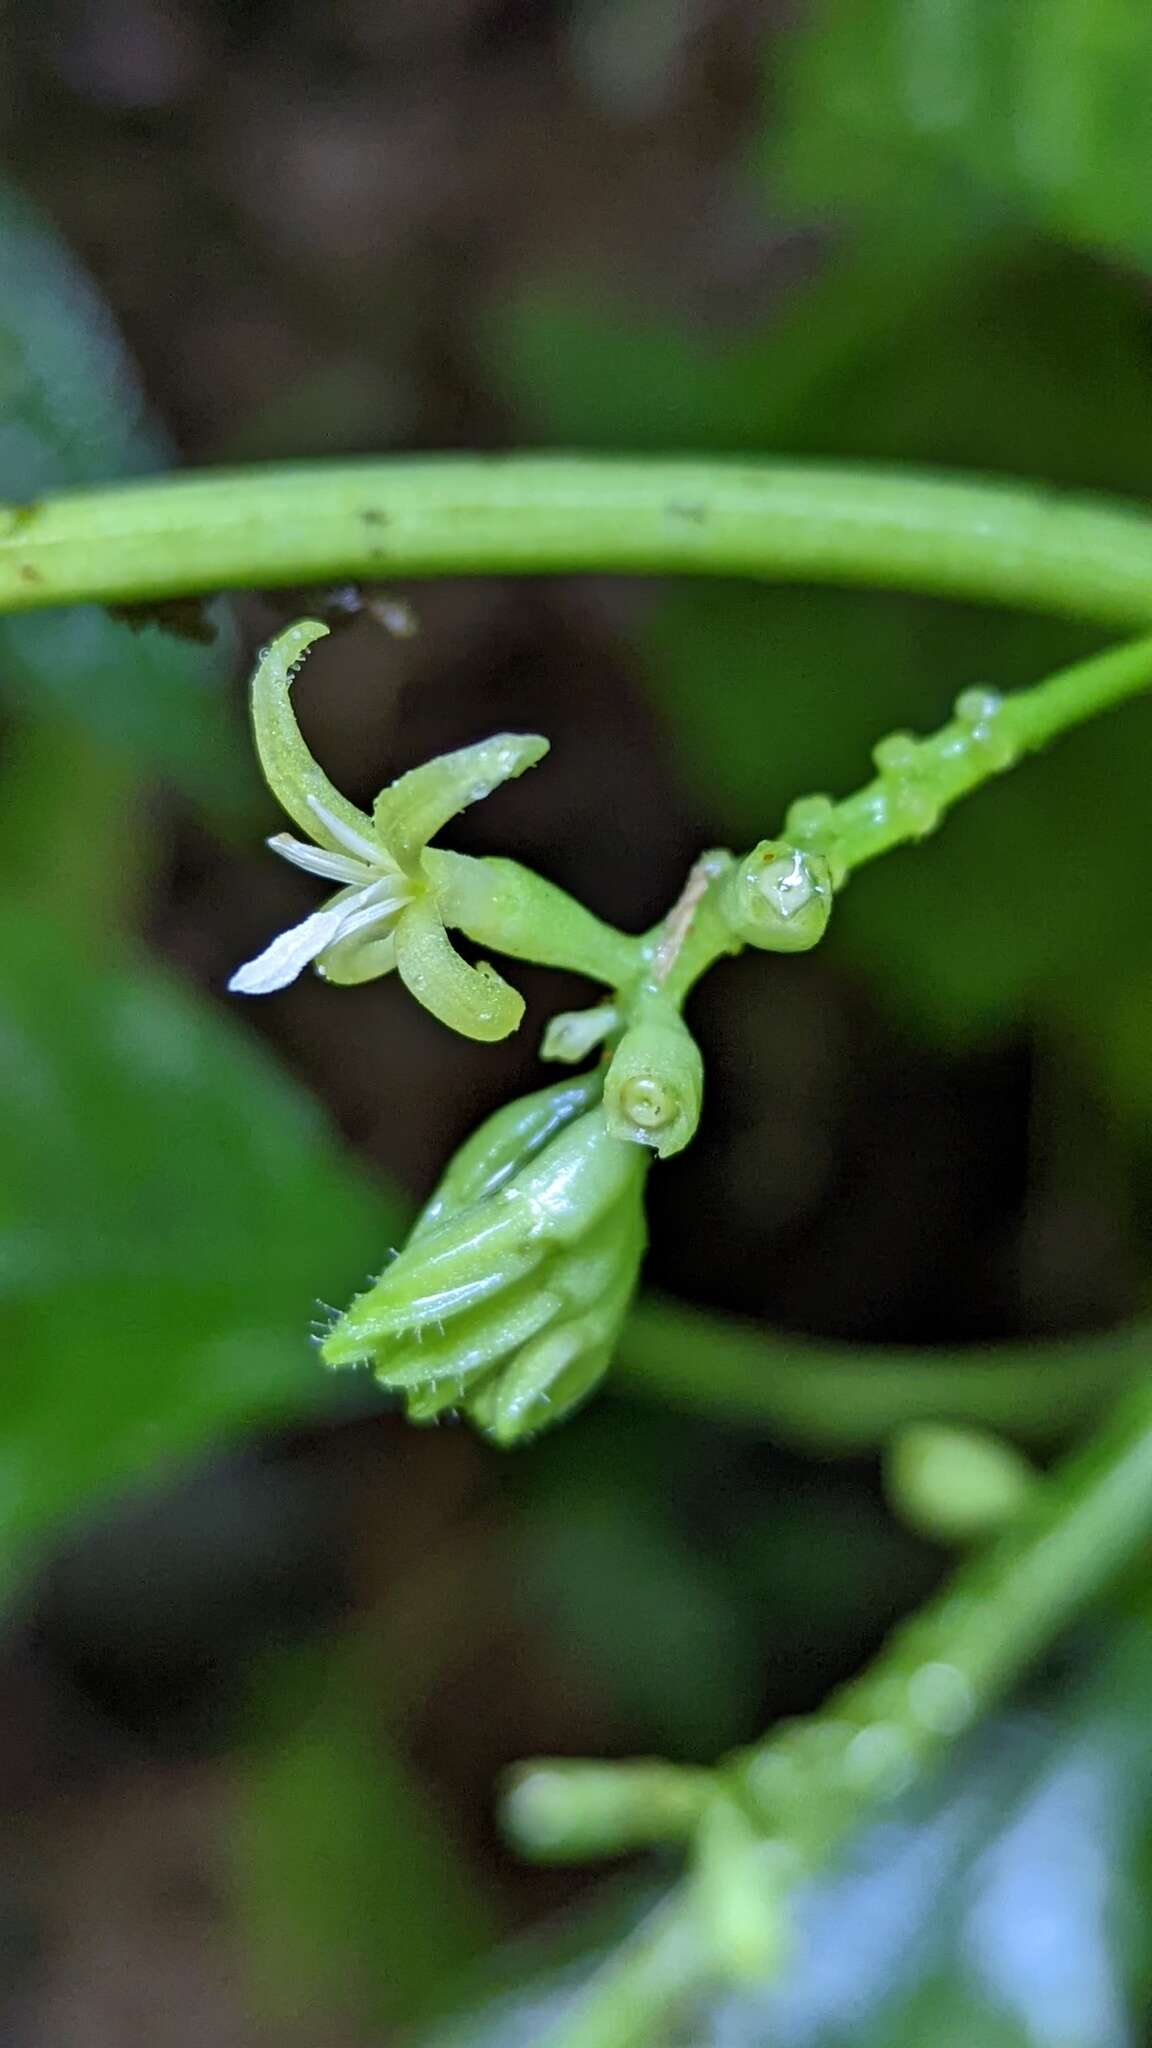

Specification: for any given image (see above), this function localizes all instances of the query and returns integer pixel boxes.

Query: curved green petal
[394,893,524,1041]
[250,619,379,856]
[373,732,548,870]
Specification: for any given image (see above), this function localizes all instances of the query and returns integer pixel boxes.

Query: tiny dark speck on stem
[17,562,43,584]
[362,507,390,527]
[5,500,42,535]
[666,499,707,526]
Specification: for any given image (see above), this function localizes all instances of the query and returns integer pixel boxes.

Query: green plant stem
[806,630,1152,877]
[8,458,1152,624]
[620,1294,1149,1448]
[543,1369,1152,2048]
[648,632,1152,1005]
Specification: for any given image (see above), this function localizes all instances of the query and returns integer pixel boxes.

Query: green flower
[229,619,547,1041]
[322,1072,649,1444]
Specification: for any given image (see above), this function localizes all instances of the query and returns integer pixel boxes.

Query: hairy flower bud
[322,1089,649,1443]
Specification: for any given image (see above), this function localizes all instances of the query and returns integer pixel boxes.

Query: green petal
[395,894,524,1041]
[373,732,548,870]
[250,620,380,857]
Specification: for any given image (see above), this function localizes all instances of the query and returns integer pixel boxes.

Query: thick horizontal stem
[6,458,1152,625]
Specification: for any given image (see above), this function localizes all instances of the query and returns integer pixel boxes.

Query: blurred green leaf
[238,1635,489,2029]
[771,0,1152,274]
[0,903,396,1594]
[512,1411,766,1757]
[483,215,982,457]
[0,178,243,799]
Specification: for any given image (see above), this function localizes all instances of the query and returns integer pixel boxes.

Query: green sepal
[372,1279,565,1392]
[506,1108,647,1247]
[467,1328,611,1445]
[373,732,548,871]
[411,1069,605,1242]
[722,841,833,954]
[603,1001,703,1158]
[322,1198,545,1358]
[467,1204,645,1444]
[366,1200,644,1435]
[249,619,379,855]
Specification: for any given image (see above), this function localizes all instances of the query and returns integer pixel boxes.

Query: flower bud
[886,1423,1035,1545]
[540,1003,620,1065]
[322,1100,649,1442]
[722,842,833,953]
[603,1004,703,1159]
[503,1759,711,1861]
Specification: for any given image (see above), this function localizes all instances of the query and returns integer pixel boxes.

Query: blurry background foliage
[0,0,1151,2044]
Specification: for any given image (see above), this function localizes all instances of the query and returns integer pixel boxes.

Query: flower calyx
[229,618,548,1041]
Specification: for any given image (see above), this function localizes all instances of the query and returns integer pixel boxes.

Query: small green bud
[603,1003,703,1159]
[722,841,833,953]
[886,1423,1036,1545]
[540,1004,620,1065]
[502,1760,711,1861]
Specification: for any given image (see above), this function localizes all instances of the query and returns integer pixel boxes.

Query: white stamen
[325,894,407,948]
[228,903,358,995]
[346,873,411,915]
[306,795,385,866]
[228,874,411,996]
[267,834,370,884]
